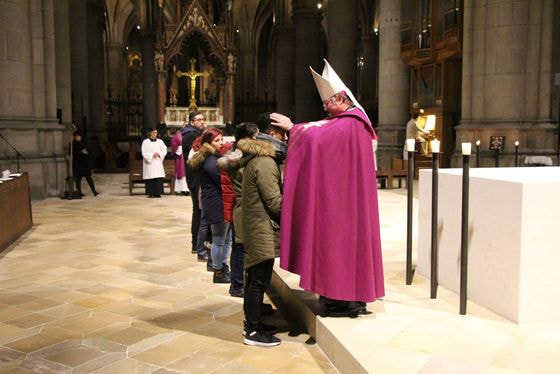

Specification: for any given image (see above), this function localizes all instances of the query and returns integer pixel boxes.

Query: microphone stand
[0,133,26,172]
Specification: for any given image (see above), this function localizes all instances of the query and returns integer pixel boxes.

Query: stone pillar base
[0,121,67,199]
[375,124,406,170]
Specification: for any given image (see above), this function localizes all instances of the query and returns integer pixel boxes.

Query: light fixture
[136,25,140,30]
[236,29,240,33]
[317,3,322,9]
[125,46,129,50]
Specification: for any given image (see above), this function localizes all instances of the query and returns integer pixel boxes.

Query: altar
[417,167,560,323]
[165,106,224,128]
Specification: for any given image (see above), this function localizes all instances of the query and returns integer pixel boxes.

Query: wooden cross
[176,58,209,110]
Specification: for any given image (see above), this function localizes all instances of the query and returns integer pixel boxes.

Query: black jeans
[76,175,97,195]
[145,178,164,196]
[190,184,201,250]
[230,233,245,292]
[243,259,274,332]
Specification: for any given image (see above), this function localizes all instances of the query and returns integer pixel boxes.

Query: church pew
[128,159,176,196]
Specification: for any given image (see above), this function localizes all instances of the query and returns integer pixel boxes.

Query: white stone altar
[417,167,560,323]
[165,106,224,128]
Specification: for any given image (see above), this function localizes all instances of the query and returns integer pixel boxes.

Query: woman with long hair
[188,128,232,283]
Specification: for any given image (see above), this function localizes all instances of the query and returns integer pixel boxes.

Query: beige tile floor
[0,174,336,373]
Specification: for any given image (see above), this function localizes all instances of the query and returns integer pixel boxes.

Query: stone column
[225,73,235,124]
[327,0,358,93]
[54,0,73,126]
[69,0,89,128]
[458,0,556,166]
[0,0,66,199]
[157,71,167,124]
[141,31,158,130]
[87,0,106,141]
[292,0,323,122]
[360,34,379,115]
[272,25,295,116]
[376,0,409,170]
[106,43,124,98]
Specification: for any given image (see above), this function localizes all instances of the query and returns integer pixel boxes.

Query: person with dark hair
[238,130,283,347]
[188,128,232,283]
[72,130,99,197]
[181,111,206,254]
[217,122,259,298]
[141,128,167,198]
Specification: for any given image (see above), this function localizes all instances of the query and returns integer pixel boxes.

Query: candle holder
[494,149,500,168]
[460,143,471,315]
[430,142,439,298]
[514,141,519,167]
[475,140,480,168]
[406,139,415,285]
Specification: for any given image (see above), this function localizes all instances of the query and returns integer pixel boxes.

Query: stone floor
[0,174,336,373]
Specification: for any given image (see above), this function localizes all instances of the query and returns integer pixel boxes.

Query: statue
[227,53,236,73]
[155,50,164,72]
[169,65,178,106]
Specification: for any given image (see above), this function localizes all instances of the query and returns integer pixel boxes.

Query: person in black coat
[72,130,99,197]
[182,111,206,254]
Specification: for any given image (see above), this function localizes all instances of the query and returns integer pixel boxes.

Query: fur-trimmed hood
[236,138,276,158]
[187,143,218,169]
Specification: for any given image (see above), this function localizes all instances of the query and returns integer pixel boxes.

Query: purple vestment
[171,131,185,179]
[280,108,385,302]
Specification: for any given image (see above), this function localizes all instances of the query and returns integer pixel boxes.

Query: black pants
[190,184,201,250]
[76,176,97,195]
[230,235,245,292]
[145,178,164,196]
[243,259,274,332]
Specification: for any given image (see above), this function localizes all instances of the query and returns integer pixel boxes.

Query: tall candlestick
[514,141,519,167]
[460,152,470,315]
[430,147,439,298]
[406,145,415,285]
[475,140,480,168]
[406,138,416,152]
[431,139,440,154]
[462,142,472,155]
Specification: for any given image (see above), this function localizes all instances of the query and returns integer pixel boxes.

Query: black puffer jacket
[188,143,224,225]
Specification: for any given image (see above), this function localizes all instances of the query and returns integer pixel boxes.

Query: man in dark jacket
[182,111,206,255]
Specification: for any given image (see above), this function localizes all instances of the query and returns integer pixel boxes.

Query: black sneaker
[197,253,209,262]
[229,286,244,298]
[243,330,281,347]
[213,269,231,284]
[242,321,278,336]
[206,258,213,272]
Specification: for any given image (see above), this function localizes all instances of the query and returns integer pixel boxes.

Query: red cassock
[280,107,385,302]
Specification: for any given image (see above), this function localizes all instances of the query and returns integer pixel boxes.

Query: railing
[105,97,144,142]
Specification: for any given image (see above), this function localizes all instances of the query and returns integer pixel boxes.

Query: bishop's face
[149,130,158,140]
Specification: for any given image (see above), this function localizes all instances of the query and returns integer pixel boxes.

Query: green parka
[238,139,282,269]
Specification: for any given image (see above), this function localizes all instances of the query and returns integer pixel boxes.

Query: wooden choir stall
[0,173,33,252]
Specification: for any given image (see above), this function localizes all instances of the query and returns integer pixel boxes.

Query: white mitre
[309,59,367,118]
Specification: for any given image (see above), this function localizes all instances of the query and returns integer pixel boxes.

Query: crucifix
[176,58,209,110]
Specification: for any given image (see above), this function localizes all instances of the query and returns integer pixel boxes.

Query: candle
[475,140,481,146]
[431,139,440,153]
[514,140,519,147]
[462,142,472,155]
[406,138,416,152]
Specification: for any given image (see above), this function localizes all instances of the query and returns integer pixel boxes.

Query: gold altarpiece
[157,0,235,128]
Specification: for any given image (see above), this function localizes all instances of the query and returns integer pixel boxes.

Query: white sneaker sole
[243,338,281,347]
